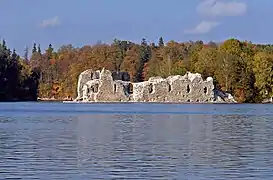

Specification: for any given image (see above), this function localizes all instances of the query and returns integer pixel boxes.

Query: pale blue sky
[1,0,272,55]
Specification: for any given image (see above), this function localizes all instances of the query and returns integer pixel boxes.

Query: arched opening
[91,84,98,93]
[149,83,153,93]
[204,87,207,94]
[187,85,190,93]
[128,83,133,94]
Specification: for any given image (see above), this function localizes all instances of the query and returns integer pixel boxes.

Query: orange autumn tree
[25,38,273,103]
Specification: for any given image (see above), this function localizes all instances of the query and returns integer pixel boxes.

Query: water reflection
[0,104,273,179]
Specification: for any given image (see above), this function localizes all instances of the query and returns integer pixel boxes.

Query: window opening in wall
[187,85,190,93]
[128,83,133,94]
[114,84,117,92]
[93,72,100,79]
[168,84,172,92]
[91,84,99,93]
[204,87,207,94]
[90,72,93,79]
[149,83,154,93]
[187,99,190,102]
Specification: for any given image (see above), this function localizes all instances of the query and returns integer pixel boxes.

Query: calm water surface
[1,102,273,179]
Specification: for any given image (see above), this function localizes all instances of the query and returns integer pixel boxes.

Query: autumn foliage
[2,37,273,103]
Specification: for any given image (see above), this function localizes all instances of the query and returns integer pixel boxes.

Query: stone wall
[73,68,236,103]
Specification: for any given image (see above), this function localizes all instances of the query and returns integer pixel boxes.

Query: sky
[1,0,273,55]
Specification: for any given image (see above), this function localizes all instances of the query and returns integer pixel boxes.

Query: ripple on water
[1,103,273,179]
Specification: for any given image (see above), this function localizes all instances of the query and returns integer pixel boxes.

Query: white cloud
[184,21,220,34]
[197,0,247,17]
[40,16,60,28]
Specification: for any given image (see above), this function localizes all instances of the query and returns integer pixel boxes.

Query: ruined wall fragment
[76,69,94,100]
[74,68,234,103]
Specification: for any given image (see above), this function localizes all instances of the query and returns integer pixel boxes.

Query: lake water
[1,102,273,179]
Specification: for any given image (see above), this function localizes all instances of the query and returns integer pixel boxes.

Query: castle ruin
[73,68,236,103]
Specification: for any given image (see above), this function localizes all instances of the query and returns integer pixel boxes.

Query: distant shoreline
[63,100,238,104]
[38,97,73,102]
[0,100,270,104]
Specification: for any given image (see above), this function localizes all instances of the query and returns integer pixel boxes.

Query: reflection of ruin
[73,68,233,103]
[187,114,213,168]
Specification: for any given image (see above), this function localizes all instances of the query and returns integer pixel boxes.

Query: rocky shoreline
[38,97,73,102]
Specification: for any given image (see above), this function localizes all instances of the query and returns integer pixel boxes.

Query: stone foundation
[73,68,236,103]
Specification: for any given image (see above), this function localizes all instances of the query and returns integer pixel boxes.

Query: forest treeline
[1,37,273,103]
[0,40,39,101]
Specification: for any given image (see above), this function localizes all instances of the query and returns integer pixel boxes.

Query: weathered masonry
[73,68,236,103]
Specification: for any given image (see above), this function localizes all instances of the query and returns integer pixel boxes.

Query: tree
[2,39,7,50]
[214,51,236,92]
[38,44,41,54]
[194,47,217,78]
[46,44,54,60]
[120,45,141,82]
[135,38,151,82]
[32,43,37,54]
[111,39,132,71]
[188,41,204,72]
[0,40,40,101]
[24,46,29,61]
[253,52,273,99]
[158,37,164,48]
[220,38,243,57]
[145,47,164,78]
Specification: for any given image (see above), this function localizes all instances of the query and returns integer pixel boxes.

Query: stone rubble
[262,97,273,103]
[73,68,236,103]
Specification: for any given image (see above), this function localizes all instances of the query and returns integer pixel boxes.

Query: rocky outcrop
[262,97,273,103]
[73,68,236,103]
[213,89,236,103]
